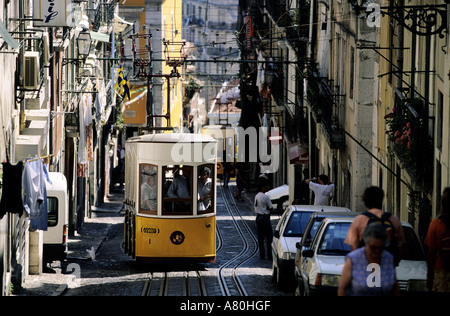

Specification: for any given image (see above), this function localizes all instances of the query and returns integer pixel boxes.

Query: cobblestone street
[20,185,291,297]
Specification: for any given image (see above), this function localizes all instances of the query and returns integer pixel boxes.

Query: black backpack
[361,212,401,265]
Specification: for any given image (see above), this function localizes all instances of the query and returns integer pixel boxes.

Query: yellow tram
[123,133,217,262]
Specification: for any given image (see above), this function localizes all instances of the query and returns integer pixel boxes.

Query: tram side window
[198,164,215,214]
[140,164,158,215]
[163,165,193,215]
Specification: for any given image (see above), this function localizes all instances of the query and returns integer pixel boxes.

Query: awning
[90,31,110,43]
[114,14,134,33]
[0,22,19,50]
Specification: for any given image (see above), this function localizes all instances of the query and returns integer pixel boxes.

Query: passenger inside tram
[198,166,213,211]
[140,165,157,212]
[165,165,192,213]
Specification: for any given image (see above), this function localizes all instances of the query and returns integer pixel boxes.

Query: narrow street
[20,184,291,297]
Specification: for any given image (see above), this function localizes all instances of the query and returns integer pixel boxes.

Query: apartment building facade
[373,0,449,238]
[0,0,123,296]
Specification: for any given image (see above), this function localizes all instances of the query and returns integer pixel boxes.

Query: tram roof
[127,133,216,144]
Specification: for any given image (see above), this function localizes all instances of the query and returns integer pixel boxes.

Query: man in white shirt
[306,174,335,206]
[254,179,274,260]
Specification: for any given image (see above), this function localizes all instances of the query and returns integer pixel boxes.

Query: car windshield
[306,218,325,242]
[402,226,426,261]
[283,211,314,237]
[318,223,351,255]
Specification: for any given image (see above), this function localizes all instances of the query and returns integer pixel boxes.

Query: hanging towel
[0,161,24,219]
[22,159,48,231]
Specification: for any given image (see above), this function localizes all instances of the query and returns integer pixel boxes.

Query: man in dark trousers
[254,177,274,260]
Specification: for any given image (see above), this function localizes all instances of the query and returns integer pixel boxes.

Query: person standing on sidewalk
[254,177,274,260]
[305,174,334,206]
[425,187,450,295]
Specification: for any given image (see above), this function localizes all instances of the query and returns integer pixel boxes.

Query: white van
[43,172,69,263]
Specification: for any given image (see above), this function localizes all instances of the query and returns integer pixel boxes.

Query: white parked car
[271,205,351,289]
[297,217,428,296]
[265,184,289,213]
[297,217,353,295]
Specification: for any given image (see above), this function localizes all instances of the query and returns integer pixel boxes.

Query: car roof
[321,216,356,224]
[309,211,360,218]
[288,205,352,213]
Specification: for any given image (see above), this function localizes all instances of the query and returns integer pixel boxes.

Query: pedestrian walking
[345,186,405,265]
[234,163,248,201]
[424,187,450,295]
[338,223,400,296]
[305,174,334,206]
[254,177,274,260]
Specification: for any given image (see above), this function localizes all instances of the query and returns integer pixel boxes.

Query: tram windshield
[198,164,215,214]
[163,165,193,215]
[140,164,158,215]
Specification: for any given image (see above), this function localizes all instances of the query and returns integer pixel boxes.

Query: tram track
[141,185,260,297]
[142,270,207,296]
[216,186,259,296]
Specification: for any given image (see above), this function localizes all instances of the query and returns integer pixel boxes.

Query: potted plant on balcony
[384,99,433,191]
[384,107,416,173]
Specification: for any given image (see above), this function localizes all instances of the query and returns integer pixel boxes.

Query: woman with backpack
[425,187,450,295]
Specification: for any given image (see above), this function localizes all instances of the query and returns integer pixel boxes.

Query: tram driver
[141,166,157,212]
[167,166,191,199]
[198,167,213,211]
[167,166,191,212]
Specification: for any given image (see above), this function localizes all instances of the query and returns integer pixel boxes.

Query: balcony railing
[91,1,115,32]
[306,66,345,149]
[384,94,433,190]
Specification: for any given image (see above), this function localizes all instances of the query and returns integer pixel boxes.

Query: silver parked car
[297,217,428,296]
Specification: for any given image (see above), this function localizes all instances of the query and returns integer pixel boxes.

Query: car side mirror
[274,230,280,239]
[302,249,314,258]
[296,242,301,249]
[302,238,312,247]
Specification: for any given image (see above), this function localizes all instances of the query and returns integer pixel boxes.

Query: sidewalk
[18,190,124,296]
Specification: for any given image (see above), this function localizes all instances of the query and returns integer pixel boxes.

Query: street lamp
[63,30,92,66]
[77,31,92,58]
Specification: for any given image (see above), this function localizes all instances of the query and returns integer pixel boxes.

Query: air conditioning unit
[24,51,40,90]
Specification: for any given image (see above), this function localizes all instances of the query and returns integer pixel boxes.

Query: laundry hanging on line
[0,157,52,230]
[0,161,24,219]
[22,159,50,231]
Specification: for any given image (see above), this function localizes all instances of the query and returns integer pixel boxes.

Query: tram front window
[140,164,158,215]
[198,164,214,214]
[163,165,193,215]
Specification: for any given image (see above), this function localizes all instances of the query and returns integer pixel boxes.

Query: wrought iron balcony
[91,0,115,32]
[385,93,433,190]
[306,66,345,150]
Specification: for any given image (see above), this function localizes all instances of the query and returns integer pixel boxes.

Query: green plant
[384,101,433,191]
[385,107,416,171]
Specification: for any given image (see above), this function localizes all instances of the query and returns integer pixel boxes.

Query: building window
[437,90,443,150]
[349,46,354,99]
